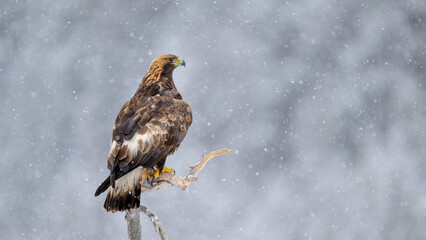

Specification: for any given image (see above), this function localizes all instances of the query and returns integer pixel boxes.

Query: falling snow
[1,1,426,240]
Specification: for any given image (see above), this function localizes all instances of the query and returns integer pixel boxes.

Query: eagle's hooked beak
[172,58,186,67]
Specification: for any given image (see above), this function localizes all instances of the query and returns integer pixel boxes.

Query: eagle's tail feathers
[104,186,141,212]
[103,167,145,212]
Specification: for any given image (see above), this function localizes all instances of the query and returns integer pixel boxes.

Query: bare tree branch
[140,206,168,240]
[126,209,141,240]
[126,148,232,240]
[141,148,233,192]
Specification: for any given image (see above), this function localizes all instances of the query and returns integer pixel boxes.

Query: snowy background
[1,0,426,239]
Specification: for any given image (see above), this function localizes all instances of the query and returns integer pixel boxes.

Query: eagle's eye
[170,58,179,65]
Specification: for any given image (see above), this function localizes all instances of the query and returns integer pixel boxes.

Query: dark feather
[95,176,110,197]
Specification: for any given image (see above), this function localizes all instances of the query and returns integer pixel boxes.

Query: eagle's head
[141,54,186,88]
[151,54,185,73]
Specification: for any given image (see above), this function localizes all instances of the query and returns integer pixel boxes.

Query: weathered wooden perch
[125,148,233,240]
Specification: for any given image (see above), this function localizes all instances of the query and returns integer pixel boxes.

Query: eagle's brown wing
[95,91,192,199]
[109,92,192,173]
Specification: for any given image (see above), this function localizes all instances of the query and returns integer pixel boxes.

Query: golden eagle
[95,54,192,212]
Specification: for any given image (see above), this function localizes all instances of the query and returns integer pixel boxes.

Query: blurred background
[1,0,426,239]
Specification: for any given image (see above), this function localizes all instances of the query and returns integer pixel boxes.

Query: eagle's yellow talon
[146,168,160,184]
[162,166,175,175]
[153,169,160,179]
[147,167,175,184]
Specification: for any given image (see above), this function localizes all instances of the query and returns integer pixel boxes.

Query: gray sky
[1,0,426,239]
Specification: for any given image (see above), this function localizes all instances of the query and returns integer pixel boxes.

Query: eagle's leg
[156,158,175,175]
[146,158,176,184]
